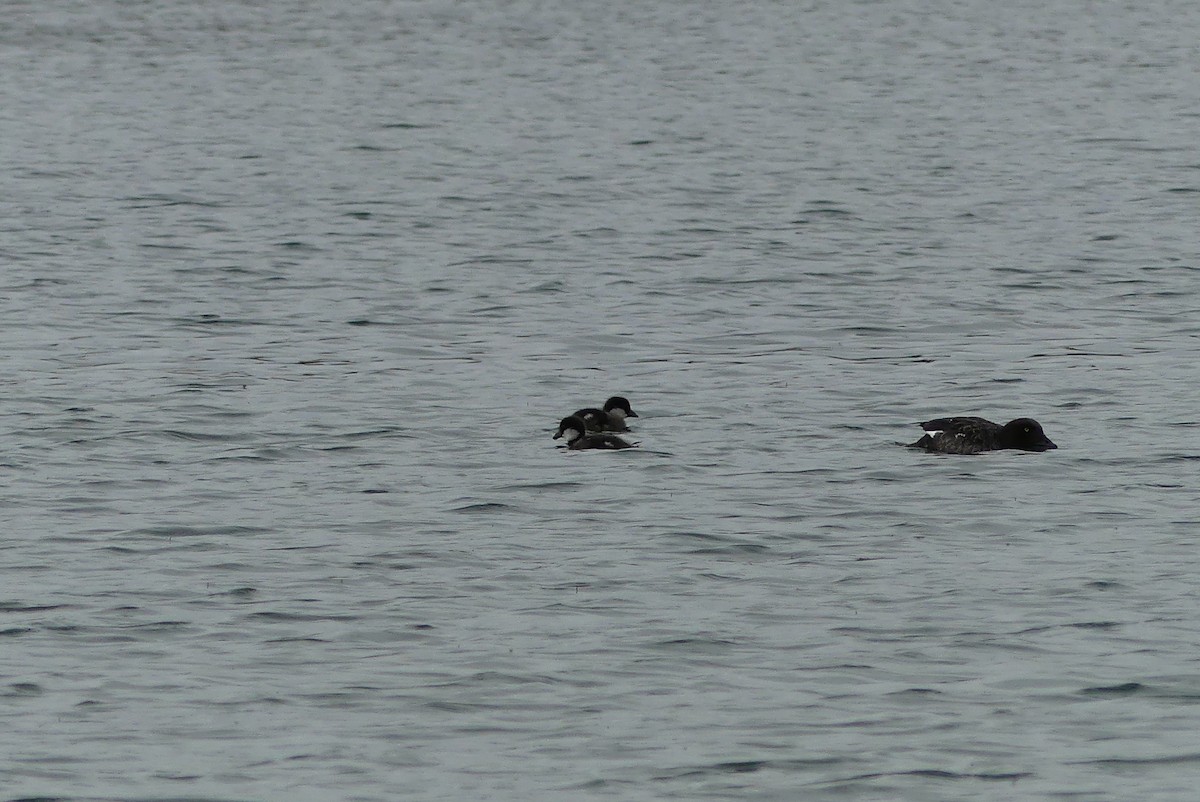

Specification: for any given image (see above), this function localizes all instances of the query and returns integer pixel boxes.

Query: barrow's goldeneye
[572,396,638,432]
[554,415,636,450]
[909,417,1057,454]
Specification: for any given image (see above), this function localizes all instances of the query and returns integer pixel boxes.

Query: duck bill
[1039,438,1058,451]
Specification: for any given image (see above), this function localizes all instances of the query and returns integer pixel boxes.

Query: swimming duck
[572,396,638,432]
[909,417,1057,454]
[553,415,636,450]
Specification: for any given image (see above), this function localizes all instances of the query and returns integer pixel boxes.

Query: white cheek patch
[607,409,626,422]
[924,430,943,437]
[563,428,582,442]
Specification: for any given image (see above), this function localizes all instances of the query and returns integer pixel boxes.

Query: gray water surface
[3,1,1200,800]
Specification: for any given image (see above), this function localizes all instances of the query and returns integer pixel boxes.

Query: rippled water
[3,0,1200,799]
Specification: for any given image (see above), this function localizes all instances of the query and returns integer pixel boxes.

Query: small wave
[1080,681,1145,696]
[126,525,272,538]
[451,502,519,514]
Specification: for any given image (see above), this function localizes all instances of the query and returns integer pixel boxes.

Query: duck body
[554,415,635,450]
[909,416,1057,454]
[573,396,638,432]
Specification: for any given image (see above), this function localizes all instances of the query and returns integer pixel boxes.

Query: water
[2,0,1199,799]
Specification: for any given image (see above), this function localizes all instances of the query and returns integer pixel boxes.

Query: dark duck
[909,417,1057,454]
[572,396,638,432]
[554,415,636,450]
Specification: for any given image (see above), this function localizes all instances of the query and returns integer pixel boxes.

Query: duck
[572,396,638,432]
[554,415,636,450]
[909,417,1057,454]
